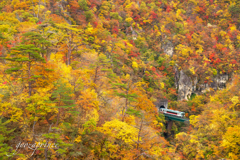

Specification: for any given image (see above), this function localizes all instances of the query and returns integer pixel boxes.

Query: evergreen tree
[2,32,51,96]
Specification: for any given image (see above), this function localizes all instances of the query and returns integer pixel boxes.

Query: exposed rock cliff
[175,69,229,101]
[162,40,174,57]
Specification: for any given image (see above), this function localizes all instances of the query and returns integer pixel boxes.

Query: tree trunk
[28,53,32,96]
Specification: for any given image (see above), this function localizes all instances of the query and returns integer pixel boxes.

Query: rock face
[130,26,138,40]
[162,41,174,56]
[175,69,229,101]
[177,70,193,100]
[160,40,229,101]
[161,39,230,101]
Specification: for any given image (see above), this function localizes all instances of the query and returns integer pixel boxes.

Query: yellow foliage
[98,119,139,144]
[230,25,236,32]
[26,92,57,115]
[231,96,239,105]
[175,44,193,57]
[189,115,199,127]
[132,61,138,69]
[125,115,136,125]
[125,74,130,79]
[125,17,133,23]
[86,108,99,123]
[190,67,195,75]
[222,125,240,159]
[176,9,183,21]
[152,119,163,128]
[0,102,23,122]
[74,135,82,143]
[77,89,99,110]
[160,82,164,89]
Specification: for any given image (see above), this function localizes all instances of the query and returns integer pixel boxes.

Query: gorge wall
[163,41,230,101]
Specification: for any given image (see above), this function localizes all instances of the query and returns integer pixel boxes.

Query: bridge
[155,99,189,131]
[163,113,189,122]
[159,111,189,132]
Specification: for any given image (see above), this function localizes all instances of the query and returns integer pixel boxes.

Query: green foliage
[0,118,18,159]
[1,0,240,159]
[126,108,142,118]
[42,127,74,158]
[50,80,75,109]
[228,3,240,17]
[78,0,89,11]
[82,119,96,134]
[189,93,196,100]
[110,12,122,21]
[84,10,94,22]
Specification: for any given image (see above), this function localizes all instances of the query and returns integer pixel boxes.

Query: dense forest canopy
[0,0,240,159]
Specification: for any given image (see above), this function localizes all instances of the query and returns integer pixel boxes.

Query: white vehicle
[159,108,185,118]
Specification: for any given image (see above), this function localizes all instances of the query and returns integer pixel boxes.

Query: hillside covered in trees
[0,0,240,159]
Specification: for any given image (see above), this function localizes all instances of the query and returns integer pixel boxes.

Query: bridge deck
[163,113,189,122]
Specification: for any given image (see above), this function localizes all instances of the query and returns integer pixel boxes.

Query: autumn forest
[0,0,240,159]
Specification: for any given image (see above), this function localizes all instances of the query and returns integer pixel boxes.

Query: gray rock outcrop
[162,41,174,56]
[175,69,229,101]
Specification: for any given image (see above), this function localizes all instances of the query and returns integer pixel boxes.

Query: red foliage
[129,51,138,57]
[3,81,7,85]
[204,61,210,64]
[7,44,11,48]
[69,0,80,13]
[156,72,161,78]
[159,66,165,71]
[90,4,96,8]
[231,60,237,64]
[222,47,228,52]
[150,11,157,19]
[112,26,119,34]
[209,53,215,60]
[214,58,221,64]
[93,21,98,27]
[186,33,192,41]
[151,67,156,72]
[37,21,42,24]
[133,15,140,21]
[166,6,171,13]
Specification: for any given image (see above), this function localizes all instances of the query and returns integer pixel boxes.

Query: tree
[48,79,75,127]
[54,23,83,66]
[0,118,23,159]
[111,74,138,121]
[3,32,51,96]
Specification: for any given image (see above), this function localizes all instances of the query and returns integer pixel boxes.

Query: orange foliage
[50,14,66,23]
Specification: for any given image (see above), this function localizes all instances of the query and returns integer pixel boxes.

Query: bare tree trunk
[66,30,73,66]
[28,53,32,96]
[56,99,61,127]
[122,81,129,121]
[37,0,40,19]
[137,117,143,150]
[94,64,99,84]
